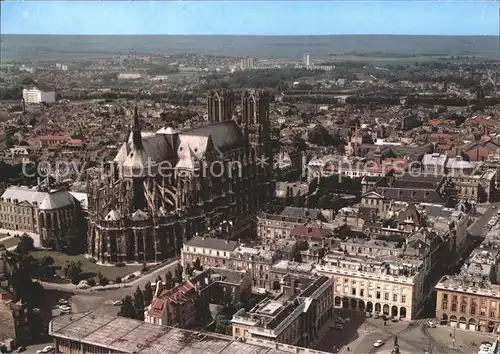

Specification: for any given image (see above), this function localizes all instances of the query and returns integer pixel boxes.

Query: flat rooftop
[49,311,304,354]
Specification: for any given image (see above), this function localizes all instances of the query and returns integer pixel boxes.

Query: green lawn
[29,249,142,281]
[0,237,20,249]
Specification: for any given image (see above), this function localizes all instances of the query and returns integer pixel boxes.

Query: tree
[15,234,34,255]
[118,296,136,319]
[174,264,183,284]
[98,272,109,287]
[285,186,294,205]
[134,287,145,320]
[308,178,319,194]
[193,258,202,271]
[185,263,193,277]
[294,191,303,207]
[144,281,153,306]
[165,270,174,289]
[63,261,82,285]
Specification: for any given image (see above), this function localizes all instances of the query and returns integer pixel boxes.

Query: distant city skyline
[1,1,498,36]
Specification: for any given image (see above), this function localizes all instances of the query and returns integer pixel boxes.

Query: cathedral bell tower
[241,90,274,208]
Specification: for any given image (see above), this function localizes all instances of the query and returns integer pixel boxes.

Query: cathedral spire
[132,106,143,150]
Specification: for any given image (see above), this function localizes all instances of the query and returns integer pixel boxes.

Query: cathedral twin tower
[87,89,274,264]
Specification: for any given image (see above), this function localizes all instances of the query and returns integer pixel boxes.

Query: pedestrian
[347,347,350,351]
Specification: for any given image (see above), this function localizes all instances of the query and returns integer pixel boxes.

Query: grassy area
[0,236,20,249]
[29,249,142,281]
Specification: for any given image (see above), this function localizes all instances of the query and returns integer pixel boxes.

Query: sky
[1,1,498,36]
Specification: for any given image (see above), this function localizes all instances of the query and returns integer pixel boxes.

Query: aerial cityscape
[0,1,500,354]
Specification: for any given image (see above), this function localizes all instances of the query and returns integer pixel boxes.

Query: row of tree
[117,259,204,320]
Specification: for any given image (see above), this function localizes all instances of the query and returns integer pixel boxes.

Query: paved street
[313,309,496,354]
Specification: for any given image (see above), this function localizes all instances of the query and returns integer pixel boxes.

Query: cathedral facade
[87,90,274,263]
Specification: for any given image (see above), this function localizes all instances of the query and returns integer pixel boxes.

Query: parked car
[374,313,380,319]
[427,320,436,328]
[59,305,71,313]
[42,346,54,353]
[391,317,398,322]
[58,299,69,305]
[112,300,122,306]
[331,323,343,330]
[16,346,26,353]
[365,312,372,318]
[373,340,384,348]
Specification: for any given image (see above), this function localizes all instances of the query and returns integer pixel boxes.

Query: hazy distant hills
[1,35,499,61]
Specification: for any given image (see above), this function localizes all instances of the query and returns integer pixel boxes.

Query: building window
[470,305,476,315]
[352,288,356,296]
[442,301,448,310]
[401,295,406,304]
[460,303,467,314]
[376,291,381,299]
[451,303,457,311]
[384,293,389,301]
[360,289,364,297]
[393,294,398,302]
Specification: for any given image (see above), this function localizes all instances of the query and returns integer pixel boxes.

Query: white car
[58,299,69,305]
[59,305,71,313]
[427,320,436,328]
[42,346,54,353]
[373,340,384,348]
[112,300,122,306]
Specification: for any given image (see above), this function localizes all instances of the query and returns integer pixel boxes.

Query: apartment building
[0,184,81,247]
[450,169,496,203]
[256,207,328,243]
[22,87,56,104]
[231,275,334,348]
[181,237,280,289]
[145,268,251,327]
[316,251,425,320]
[435,212,500,333]
[0,298,28,347]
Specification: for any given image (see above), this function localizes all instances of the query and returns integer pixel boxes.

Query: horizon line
[2,33,500,37]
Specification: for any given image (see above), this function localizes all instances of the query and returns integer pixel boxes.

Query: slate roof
[114,120,244,169]
[185,236,239,252]
[1,186,76,210]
